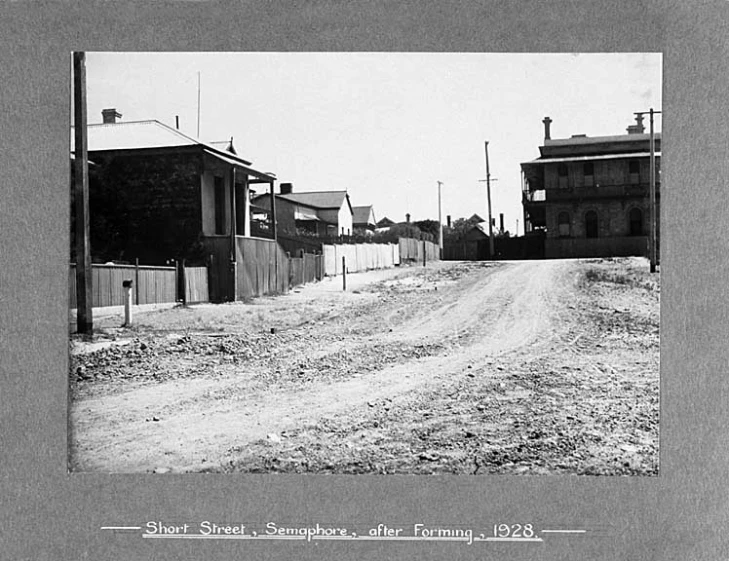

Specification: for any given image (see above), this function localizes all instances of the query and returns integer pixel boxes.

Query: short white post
[123,279,133,326]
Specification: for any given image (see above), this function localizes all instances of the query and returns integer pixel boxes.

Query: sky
[83,52,662,235]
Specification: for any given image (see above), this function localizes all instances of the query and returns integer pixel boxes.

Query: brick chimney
[280,183,293,195]
[627,114,645,134]
[542,116,552,141]
[102,108,122,124]
[406,213,411,223]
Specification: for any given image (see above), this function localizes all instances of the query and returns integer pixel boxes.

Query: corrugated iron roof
[278,190,349,210]
[70,120,253,166]
[352,205,375,224]
[545,132,661,146]
[522,151,661,166]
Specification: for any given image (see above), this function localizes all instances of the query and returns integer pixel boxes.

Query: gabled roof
[71,120,253,166]
[278,190,351,211]
[209,137,237,155]
[352,205,376,224]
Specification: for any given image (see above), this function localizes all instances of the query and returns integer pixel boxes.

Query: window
[583,162,594,187]
[214,176,226,235]
[585,210,598,238]
[558,163,569,189]
[629,160,640,184]
[557,211,571,237]
[629,207,643,236]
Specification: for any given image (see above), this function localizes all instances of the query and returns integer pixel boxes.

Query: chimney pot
[542,116,552,141]
[627,114,645,134]
[406,213,411,223]
[102,108,122,124]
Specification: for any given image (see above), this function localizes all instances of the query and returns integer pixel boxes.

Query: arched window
[557,211,571,237]
[629,207,643,236]
[585,210,598,238]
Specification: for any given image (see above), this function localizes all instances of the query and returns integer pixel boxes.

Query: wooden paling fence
[69,263,176,308]
[71,237,430,310]
[70,263,208,308]
[321,242,400,276]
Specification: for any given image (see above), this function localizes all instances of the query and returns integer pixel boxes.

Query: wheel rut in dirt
[71,260,575,473]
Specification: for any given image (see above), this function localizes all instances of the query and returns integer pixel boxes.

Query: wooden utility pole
[484,141,495,259]
[635,109,661,273]
[73,52,93,335]
[270,178,278,291]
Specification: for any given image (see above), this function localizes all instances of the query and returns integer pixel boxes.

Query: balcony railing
[545,183,655,201]
[522,189,546,203]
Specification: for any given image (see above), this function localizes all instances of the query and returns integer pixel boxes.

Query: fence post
[423,238,426,267]
[122,279,133,326]
[135,258,140,305]
[342,256,347,291]
[180,259,187,306]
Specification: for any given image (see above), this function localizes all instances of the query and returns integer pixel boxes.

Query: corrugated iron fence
[70,263,208,308]
[289,252,323,287]
[183,267,209,303]
[398,238,440,263]
[235,237,291,299]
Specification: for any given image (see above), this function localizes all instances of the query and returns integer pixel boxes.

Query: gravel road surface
[69,258,659,475]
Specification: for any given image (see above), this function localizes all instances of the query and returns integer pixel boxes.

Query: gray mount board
[1,1,727,560]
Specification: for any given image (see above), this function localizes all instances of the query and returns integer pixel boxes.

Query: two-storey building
[521,115,660,259]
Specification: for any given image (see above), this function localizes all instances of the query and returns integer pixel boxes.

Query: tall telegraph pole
[73,52,93,334]
[636,109,661,273]
[484,141,495,258]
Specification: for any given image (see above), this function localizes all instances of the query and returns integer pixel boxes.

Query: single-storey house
[352,205,377,236]
[251,184,354,238]
[71,108,281,301]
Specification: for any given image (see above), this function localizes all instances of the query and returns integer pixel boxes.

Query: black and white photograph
[69,52,661,475]
[5,2,729,560]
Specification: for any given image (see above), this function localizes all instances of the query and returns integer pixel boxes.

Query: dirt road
[69,258,659,475]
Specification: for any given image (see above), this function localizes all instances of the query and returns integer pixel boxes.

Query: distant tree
[413,219,440,242]
[443,216,481,243]
[372,222,424,244]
